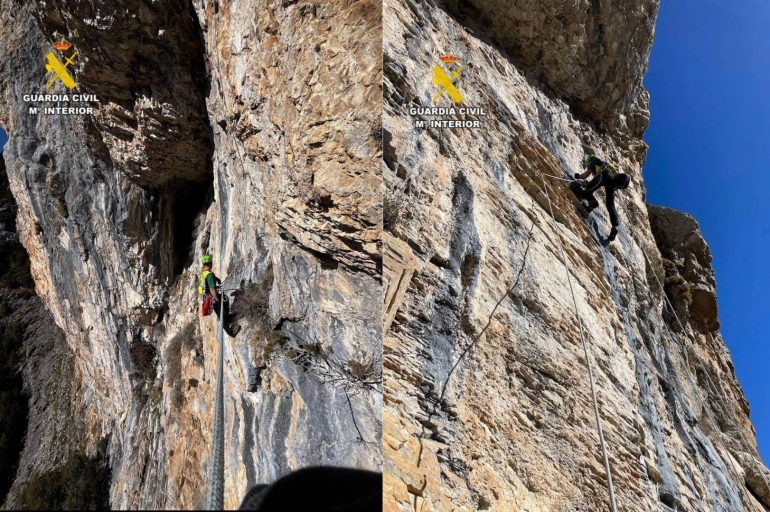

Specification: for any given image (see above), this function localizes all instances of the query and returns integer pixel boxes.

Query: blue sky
[644,0,770,462]
[0,129,6,151]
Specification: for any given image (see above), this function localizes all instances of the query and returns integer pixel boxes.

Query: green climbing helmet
[201,254,213,265]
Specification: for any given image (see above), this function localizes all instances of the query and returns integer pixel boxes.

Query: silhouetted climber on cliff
[570,154,631,243]
[199,255,241,337]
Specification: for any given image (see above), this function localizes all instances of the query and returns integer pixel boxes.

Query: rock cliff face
[383,1,770,511]
[0,0,381,509]
[0,154,86,508]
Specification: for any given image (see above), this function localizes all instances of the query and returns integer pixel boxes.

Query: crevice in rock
[169,178,214,279]
[0,308,29,505]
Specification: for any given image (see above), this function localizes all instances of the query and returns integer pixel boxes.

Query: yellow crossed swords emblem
[45,45,78,90]
[432,63,465,104]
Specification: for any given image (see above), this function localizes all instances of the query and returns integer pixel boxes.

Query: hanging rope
[529,148,767,506]
[638,244,770,498]
[412,167,619,511]
[436,206,537,410]
[206,296,226,510]
[538,173,619,512]
[535,168,769,505]
[414,202,537,493]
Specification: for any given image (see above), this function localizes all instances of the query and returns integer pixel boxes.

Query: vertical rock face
[0,0,381,509]
[0,147,85,509]
[384,1,769,511]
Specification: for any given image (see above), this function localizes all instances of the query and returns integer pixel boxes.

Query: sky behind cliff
[644,0,770,462]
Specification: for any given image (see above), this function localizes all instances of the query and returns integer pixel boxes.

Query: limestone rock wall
[383,1,769,510]
[0,154,86,509]
[0,0,381,509]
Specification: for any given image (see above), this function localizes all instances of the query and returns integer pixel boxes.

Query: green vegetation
[18,453,110,510]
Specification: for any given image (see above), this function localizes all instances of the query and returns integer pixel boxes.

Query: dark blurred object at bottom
[239,466,382,511]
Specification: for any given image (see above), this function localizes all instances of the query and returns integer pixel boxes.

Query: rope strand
[206,296,226,510]
[538,173,618,512]
[414,202,537,496]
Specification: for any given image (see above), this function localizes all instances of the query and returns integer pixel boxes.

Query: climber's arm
[575,169,592,180]
[207,274,220,302]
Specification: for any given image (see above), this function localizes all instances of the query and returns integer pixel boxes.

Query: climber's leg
[570,176,600,212]
[221,296,241,337]
[605,187,619,242]
[213,296,239,336]
[583,171,605,194]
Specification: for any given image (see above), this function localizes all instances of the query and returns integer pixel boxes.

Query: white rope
[540,170,574,182]
[533,157,768,506]
[538,173,619,512]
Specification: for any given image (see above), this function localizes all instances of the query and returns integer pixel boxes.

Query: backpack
[603,161,619,181]
[198,270,221,296]
[586,155,618,180]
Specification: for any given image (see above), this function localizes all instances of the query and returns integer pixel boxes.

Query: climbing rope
[414,202,536,498]
[539,170,574,183]
[413,162,619,510]
[436,205,536,409]
[538,173,619,512]
[206,296,226,510]
[533,150,767,506]
[638,245,770,499]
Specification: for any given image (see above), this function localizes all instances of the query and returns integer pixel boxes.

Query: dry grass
[129,339,157,381]
[284,334,382,395]
[232,267,274,332]
[347,351,379,382]
[383,188,411,231]
[250,329,289,366]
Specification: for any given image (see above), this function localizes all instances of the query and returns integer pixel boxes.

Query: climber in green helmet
[199,254,241,337]
[570,154,631,244]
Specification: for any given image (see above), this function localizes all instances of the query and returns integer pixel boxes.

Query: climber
[199,255,241,337]
[570,154,631,243]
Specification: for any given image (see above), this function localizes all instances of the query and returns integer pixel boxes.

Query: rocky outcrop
[444,0,658,136]
[0,150,85,509]
[0,0,381,509]
[649,205,720,333]
[384,1,769,511]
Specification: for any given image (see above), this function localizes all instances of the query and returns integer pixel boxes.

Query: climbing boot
[607,226,618,242]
